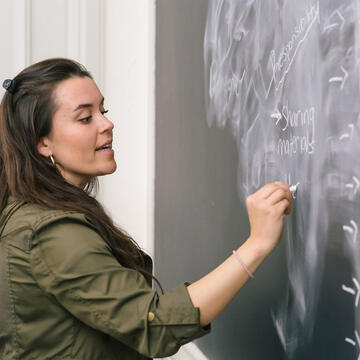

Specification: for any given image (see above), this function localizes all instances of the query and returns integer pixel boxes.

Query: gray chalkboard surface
[155,1,360,359]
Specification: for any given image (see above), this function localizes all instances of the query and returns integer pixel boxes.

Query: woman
[0,58,292,359]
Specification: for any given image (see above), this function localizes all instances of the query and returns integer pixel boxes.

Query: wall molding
[9,0,32,71]
[66,0,81,61]
[66,0,104,87]
[25,0,32,66]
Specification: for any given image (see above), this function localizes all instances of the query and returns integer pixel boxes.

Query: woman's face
[37,76,116,188]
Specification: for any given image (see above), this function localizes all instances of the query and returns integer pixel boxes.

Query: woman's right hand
[246,182,292,256]
[188,181,292,326]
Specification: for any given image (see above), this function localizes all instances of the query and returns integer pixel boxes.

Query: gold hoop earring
[49,155,55,166]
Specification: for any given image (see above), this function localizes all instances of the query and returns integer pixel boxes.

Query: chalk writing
[345,329,360,356]
[329,66,349,90]
[270,2,320,91]
[324,8,346,32]
[343,220,358,243]
[339,124,354,141]
[275,102,315,157]
[346,177,360,201]
[342,278,360,307]
[204,0,360,357]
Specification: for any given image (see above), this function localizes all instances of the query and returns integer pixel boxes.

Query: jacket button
[148,312,155,322]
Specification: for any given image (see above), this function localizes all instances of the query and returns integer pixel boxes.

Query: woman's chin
[98,160,117,176]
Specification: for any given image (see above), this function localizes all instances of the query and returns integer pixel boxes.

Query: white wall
[99,0,155,255]
[0,0,154,255]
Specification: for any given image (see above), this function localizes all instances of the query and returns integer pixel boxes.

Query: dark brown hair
[0,58,161,289]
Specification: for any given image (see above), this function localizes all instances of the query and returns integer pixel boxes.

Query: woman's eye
[80,116,92,123]
[79,110,108,123]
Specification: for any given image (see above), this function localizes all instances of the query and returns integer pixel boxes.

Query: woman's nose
[99,114,114,133]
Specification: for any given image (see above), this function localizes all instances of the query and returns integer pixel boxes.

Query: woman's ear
[37,137,52,157]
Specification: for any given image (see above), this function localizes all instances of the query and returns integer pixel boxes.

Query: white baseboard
[157,342,209,360]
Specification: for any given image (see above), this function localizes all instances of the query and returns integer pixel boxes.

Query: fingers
[267,188,292,206]
[268,186,292,216]
[275,198,291,216]
[250,182,292,216]
[256,181,290,199]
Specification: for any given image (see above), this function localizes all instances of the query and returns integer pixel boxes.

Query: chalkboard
[155,1,360,359]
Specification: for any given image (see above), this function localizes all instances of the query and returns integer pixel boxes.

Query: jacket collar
[7,195,17,205]
[0,196,27,236]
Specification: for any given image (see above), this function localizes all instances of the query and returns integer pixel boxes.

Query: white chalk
[290,183,299,199]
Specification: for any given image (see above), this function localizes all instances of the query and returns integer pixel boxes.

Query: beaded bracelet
[232,250,255,279]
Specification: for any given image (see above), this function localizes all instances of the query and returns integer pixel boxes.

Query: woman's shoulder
[1,196,95,237]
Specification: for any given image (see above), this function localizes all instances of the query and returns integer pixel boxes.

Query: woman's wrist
[239,236,273,263]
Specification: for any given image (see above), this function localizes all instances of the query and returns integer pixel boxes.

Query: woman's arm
[31,216,209,358]
[187,181,292,327]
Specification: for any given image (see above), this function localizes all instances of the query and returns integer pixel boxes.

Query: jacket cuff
[148,282,211,345]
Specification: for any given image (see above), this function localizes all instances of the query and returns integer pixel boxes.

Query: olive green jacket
[0,197,210,359]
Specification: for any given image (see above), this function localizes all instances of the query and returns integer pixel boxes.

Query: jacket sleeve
[30,218,210,358]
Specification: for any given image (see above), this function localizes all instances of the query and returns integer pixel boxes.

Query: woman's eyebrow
[73,97,105,112]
